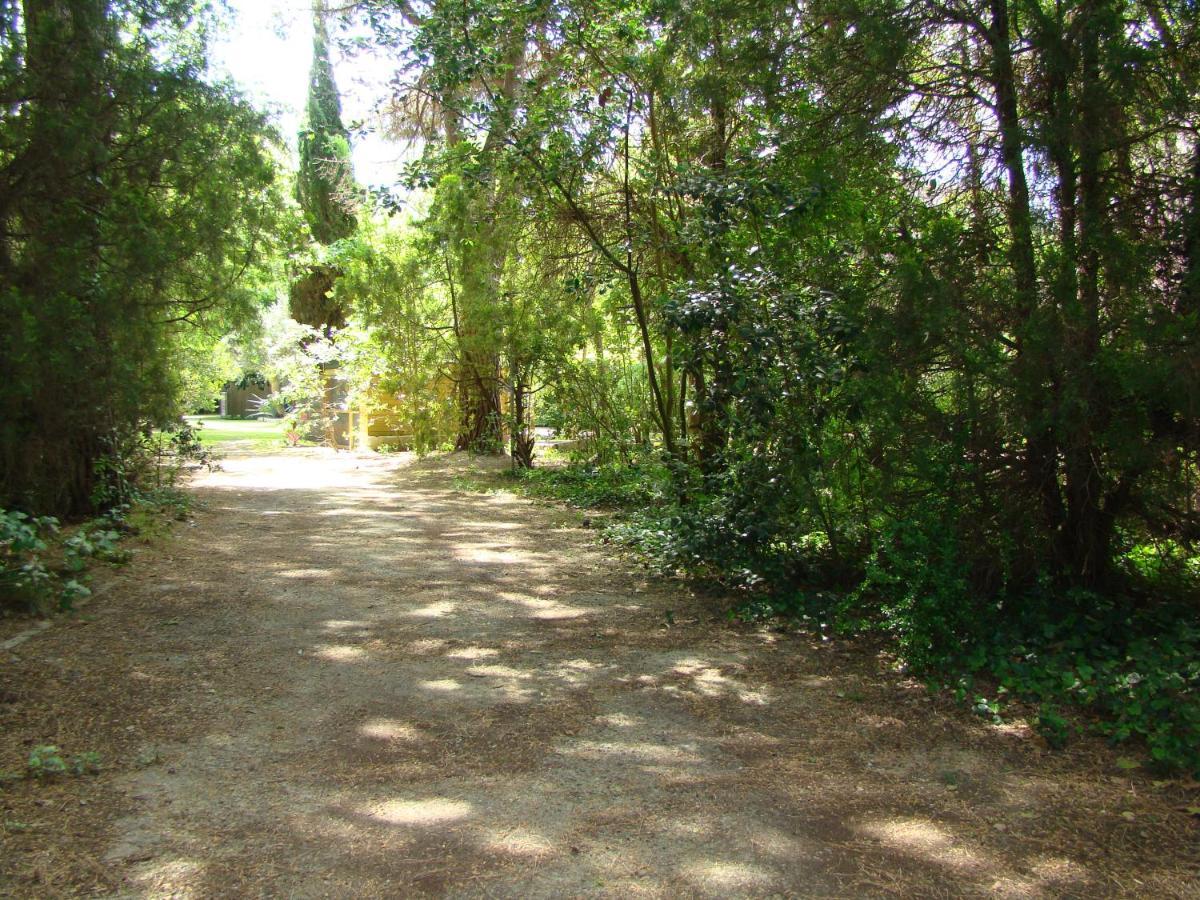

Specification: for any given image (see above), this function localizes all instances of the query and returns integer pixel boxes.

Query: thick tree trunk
[446,39,524,456]
[2,0,111,514]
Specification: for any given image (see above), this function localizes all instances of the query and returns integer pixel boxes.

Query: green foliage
[63,527,129,571]
[0,1,286,516]
[508,462,672,511]
[90,420,214,512]
[295,0,357,246]
[248,394,291,420]
[0,509,60,611]
[0,504,123,612]
[979,599,1200,775]
[502,454,1200,773]
[25,745,67,779]
[289,265,347,331]
[2,416,209,614]
[24,746,101,780]
[324,222,460,452]
[1036,705,1071,750]
[0,506,116,614]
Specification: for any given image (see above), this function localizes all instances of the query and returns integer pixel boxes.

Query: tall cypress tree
[295,0,356,246]
[289,0,355,448]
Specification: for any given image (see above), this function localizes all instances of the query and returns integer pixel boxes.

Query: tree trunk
[452,194,505,453]
[1061,2,1110,585]
[2,0,111,514]
[1182,138,1200,317]
[510,378,535,469]
[455,358,502,453]
[987,0,1066,562]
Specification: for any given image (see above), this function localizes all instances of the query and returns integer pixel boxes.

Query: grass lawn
[186,415,287,450]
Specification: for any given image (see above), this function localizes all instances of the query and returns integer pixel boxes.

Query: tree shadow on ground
[6,451,1193,898]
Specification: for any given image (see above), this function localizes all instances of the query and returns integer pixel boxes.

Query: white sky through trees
[212,0,403,187]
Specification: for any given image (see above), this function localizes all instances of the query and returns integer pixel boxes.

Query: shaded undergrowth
[469,460,1200,777]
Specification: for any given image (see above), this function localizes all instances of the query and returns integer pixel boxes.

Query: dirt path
[2,450,1197,898]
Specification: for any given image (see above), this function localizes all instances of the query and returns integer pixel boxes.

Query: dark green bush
[508,461,672,510]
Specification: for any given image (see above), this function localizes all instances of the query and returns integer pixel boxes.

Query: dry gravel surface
[2,449,1198,898]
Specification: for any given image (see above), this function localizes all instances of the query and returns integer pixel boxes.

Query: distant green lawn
[186,415,287,450]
